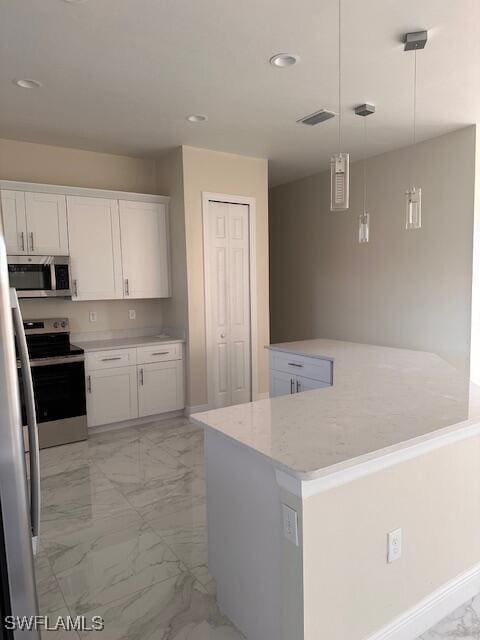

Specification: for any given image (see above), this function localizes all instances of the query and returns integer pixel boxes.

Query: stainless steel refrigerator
[0,230,41,639]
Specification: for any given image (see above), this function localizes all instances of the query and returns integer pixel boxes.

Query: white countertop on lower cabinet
[75,335,185,352]
[191,339,480,481]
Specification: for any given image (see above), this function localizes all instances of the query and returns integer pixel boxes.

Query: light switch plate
[89,311,97,323]
[282,504,299,546]
[129,309,136,320]
[387,528,402,563]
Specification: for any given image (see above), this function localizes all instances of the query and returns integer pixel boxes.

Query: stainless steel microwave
[7,256,71,298]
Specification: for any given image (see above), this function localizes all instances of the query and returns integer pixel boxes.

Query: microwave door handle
[51,262,57,292]
[10,288,41,551]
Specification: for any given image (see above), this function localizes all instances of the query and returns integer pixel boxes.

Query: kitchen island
[191,340,480,640]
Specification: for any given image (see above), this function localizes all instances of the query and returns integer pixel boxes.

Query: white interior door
[206,200,251,408]
[67,196,123,300]
[25,192,68,255]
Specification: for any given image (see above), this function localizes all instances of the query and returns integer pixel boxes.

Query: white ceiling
[1,0,479,186]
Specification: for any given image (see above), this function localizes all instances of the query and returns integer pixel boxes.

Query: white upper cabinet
[24,192,68,255]
[0,190,27,254]
[119,200,171,299]
[67,196,123,301]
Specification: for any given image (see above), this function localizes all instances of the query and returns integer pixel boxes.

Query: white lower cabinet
[138,360,184,417]
[87,366,138,427]
[85,342,184,428]
[269,350,332,398]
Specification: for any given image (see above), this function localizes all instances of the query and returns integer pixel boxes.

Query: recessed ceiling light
[186,114,208,123]
[269,53,300,68]
[14,79,42,89]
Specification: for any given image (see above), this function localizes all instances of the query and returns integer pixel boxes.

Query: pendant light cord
[411,49,417,187]
[338,0,342,151]
[363,117,367,214]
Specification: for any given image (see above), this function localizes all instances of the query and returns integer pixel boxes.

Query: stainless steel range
[17,318,87,448]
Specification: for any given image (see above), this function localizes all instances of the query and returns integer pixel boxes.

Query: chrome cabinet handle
[73,279,78,297]
[125,278,129,296]
[152,351,169,356]
[11,290,40,546]
[290,378,294,394]
[101,356,122,362]
[20,231,25,252]
[87,375,92,393]
[296,379,301,393]
[29,232,34,252]
[288,362,304,368]
[139,368,144,386]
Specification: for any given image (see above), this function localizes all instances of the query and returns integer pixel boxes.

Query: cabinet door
[295,374,330,394]
[0,190,27,254]
[119,200,170,299]
[67,196,123,300]
[25,192,68,255]
[269,370,294,398]
[86,366,138,427]
[138,360,184,417]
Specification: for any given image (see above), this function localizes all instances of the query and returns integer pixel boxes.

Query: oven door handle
[10,288,41,552]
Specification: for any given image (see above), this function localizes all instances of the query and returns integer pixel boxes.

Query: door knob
[220,333,226,339]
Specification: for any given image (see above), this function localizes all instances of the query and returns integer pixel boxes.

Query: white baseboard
[88,409,185,434]
[185,404,210,416]
[367,562,480,640]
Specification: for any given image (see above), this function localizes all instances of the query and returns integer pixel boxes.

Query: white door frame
[202,192,258,408]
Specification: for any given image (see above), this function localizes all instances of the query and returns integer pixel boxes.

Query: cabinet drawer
[86,348,137,371]
[269,351,332,384]
[137,343,182,364]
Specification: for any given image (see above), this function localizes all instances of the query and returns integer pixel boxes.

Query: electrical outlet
[89,311,97,323]
[129,309,136,320]
[387,528,402,563]
[282,504,299,546]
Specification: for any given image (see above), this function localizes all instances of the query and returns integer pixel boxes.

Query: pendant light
[404,30,428,230]
[330,0,349,211]
[355,103,375,243]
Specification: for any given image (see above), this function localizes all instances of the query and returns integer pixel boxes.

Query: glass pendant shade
[358,212,370,243]
[330,152,350,211]
[405,187,422,230]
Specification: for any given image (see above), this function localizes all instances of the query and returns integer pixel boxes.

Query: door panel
[0,190,27,254]
[87,366,138,427]
[269,370,294,398]
[207,201,251,408]
[119,201,170,299]
[295,375,330,394]
[67,196,123,300]
[138,360,184,417]
[25,193,68,255]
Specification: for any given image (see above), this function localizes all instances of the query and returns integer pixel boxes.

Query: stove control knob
[61,321,66,328]
[53,321,59,329]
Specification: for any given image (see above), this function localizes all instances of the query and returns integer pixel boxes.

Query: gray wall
[269,126,476,374]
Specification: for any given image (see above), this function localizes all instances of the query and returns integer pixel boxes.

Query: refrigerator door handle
[10,288,41,551]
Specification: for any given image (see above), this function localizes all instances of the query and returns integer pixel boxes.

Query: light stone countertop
[191,339,480,480]
[75,335,185,353]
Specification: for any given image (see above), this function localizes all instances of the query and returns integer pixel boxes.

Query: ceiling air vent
[297,109,336,126]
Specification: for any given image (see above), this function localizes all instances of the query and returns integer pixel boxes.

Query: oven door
[18,357,87,448]
[7,256,71,298]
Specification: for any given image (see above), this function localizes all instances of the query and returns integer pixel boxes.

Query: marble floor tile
[40,487,134,538]
[56,526,186,616]
[78,572,242,640]
[39,441,92,478]
[42,509,146,575]
[35,550,69,616]
[40,608,80,640]
[41,464,113,507]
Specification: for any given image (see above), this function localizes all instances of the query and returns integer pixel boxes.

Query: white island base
[193,340,480,640]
